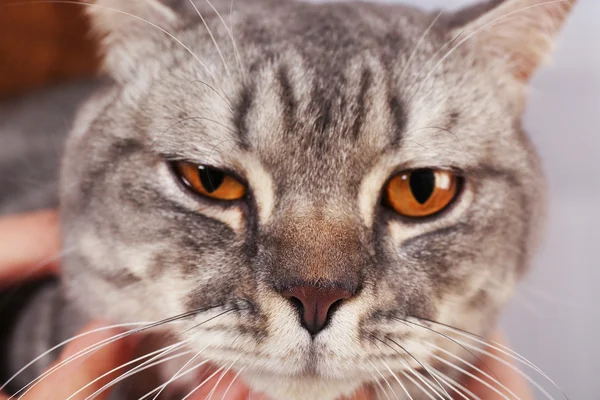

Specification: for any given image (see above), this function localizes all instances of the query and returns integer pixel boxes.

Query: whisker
[449,338,557,400]
[415,318,550,378]
[1,322,150,392]
[188,0,235,87]
[137,359,213,400]
[400,318,501,384]
[366,366,392,400]
[372,336,445,400]
[12,326,156,400]
[203,0,246,82]
[181,365,226,400]
[83,348,194,400]
[384,336,452,400]
[398,10,443,84]
[205,356,240,400]
[372,385,384,400]
[381,359,414,400]
[402,363,448,400]
[188,80,235,115]
[428,342,520,400]
[431,354,513,400]
[12,306,222,399]
[181,308,236,334]
[219,366,245,400]
[150,344,210,400]
[368,360,399,400]
[428,367,480,400]
[422,375,466,400]
[406,369,447,400]
[416,317,568,399]
[399,370,437,400]
[66,342,189,400]
[244,364,264,400]
[85,350,195,400]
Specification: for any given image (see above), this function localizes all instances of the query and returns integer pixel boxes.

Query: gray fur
[1,0,575,399]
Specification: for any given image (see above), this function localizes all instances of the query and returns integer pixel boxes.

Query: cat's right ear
[86,0,180,83]
[448,0,576,83]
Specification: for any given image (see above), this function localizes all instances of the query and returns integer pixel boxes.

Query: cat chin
[242,370,364,400]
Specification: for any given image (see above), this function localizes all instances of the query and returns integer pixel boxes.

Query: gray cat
[0,0,576,399]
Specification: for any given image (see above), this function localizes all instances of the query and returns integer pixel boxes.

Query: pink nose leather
[282,285,353,335]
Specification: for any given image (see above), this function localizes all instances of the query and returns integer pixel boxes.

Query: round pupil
[199,167,225,193]
[409,169,435,204]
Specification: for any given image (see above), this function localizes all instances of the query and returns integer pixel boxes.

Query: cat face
[59,0,573,398]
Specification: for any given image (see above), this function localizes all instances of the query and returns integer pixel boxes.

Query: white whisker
[381,360,414,400]
[188,0,235,87]
[205,356,240,400]
[1,320,150,392]
[219,365,245,400]
[403,366,446,400]
[11,324,158,400]
[384,336,452,400]
[428,367,481,400]
[398,11,443,84]
[431,354,512,400]
[85,343,191,400]
[138,358,213,400]
[369,360,399,400]
[428,342,520,400]
[204,0,245,82]
[366,364,392,400]
[428,321,564,397]
[151,344,210,400]
[400,370,437,400]
[66,342,188,400]
[450,337,557,400]
[181,365,225,400]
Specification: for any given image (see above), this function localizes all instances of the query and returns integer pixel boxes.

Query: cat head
[60,0,574,398]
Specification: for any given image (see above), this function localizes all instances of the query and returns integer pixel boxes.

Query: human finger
[464,331,534,400]
[0,210,60,286]
[21,321,137,400]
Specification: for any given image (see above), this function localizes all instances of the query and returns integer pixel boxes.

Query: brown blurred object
[0,1,100,99]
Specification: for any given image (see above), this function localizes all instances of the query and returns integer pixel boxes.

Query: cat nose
[281,285,353,335]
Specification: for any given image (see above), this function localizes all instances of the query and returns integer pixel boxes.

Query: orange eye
[174,162,246,201]
[384,169,458,218]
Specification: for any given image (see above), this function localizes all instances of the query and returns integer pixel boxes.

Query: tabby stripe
[388,93,408,146]
[352,67,372,140]
[234,82,255,149]
[277,64,297,133]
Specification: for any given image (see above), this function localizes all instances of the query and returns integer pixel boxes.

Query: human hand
[0,210,60,287]
[0,210,136,400]
[0,210,533,400]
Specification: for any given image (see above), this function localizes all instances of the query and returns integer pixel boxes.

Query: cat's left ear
[86,0,181,83]
[449,0,576,82]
